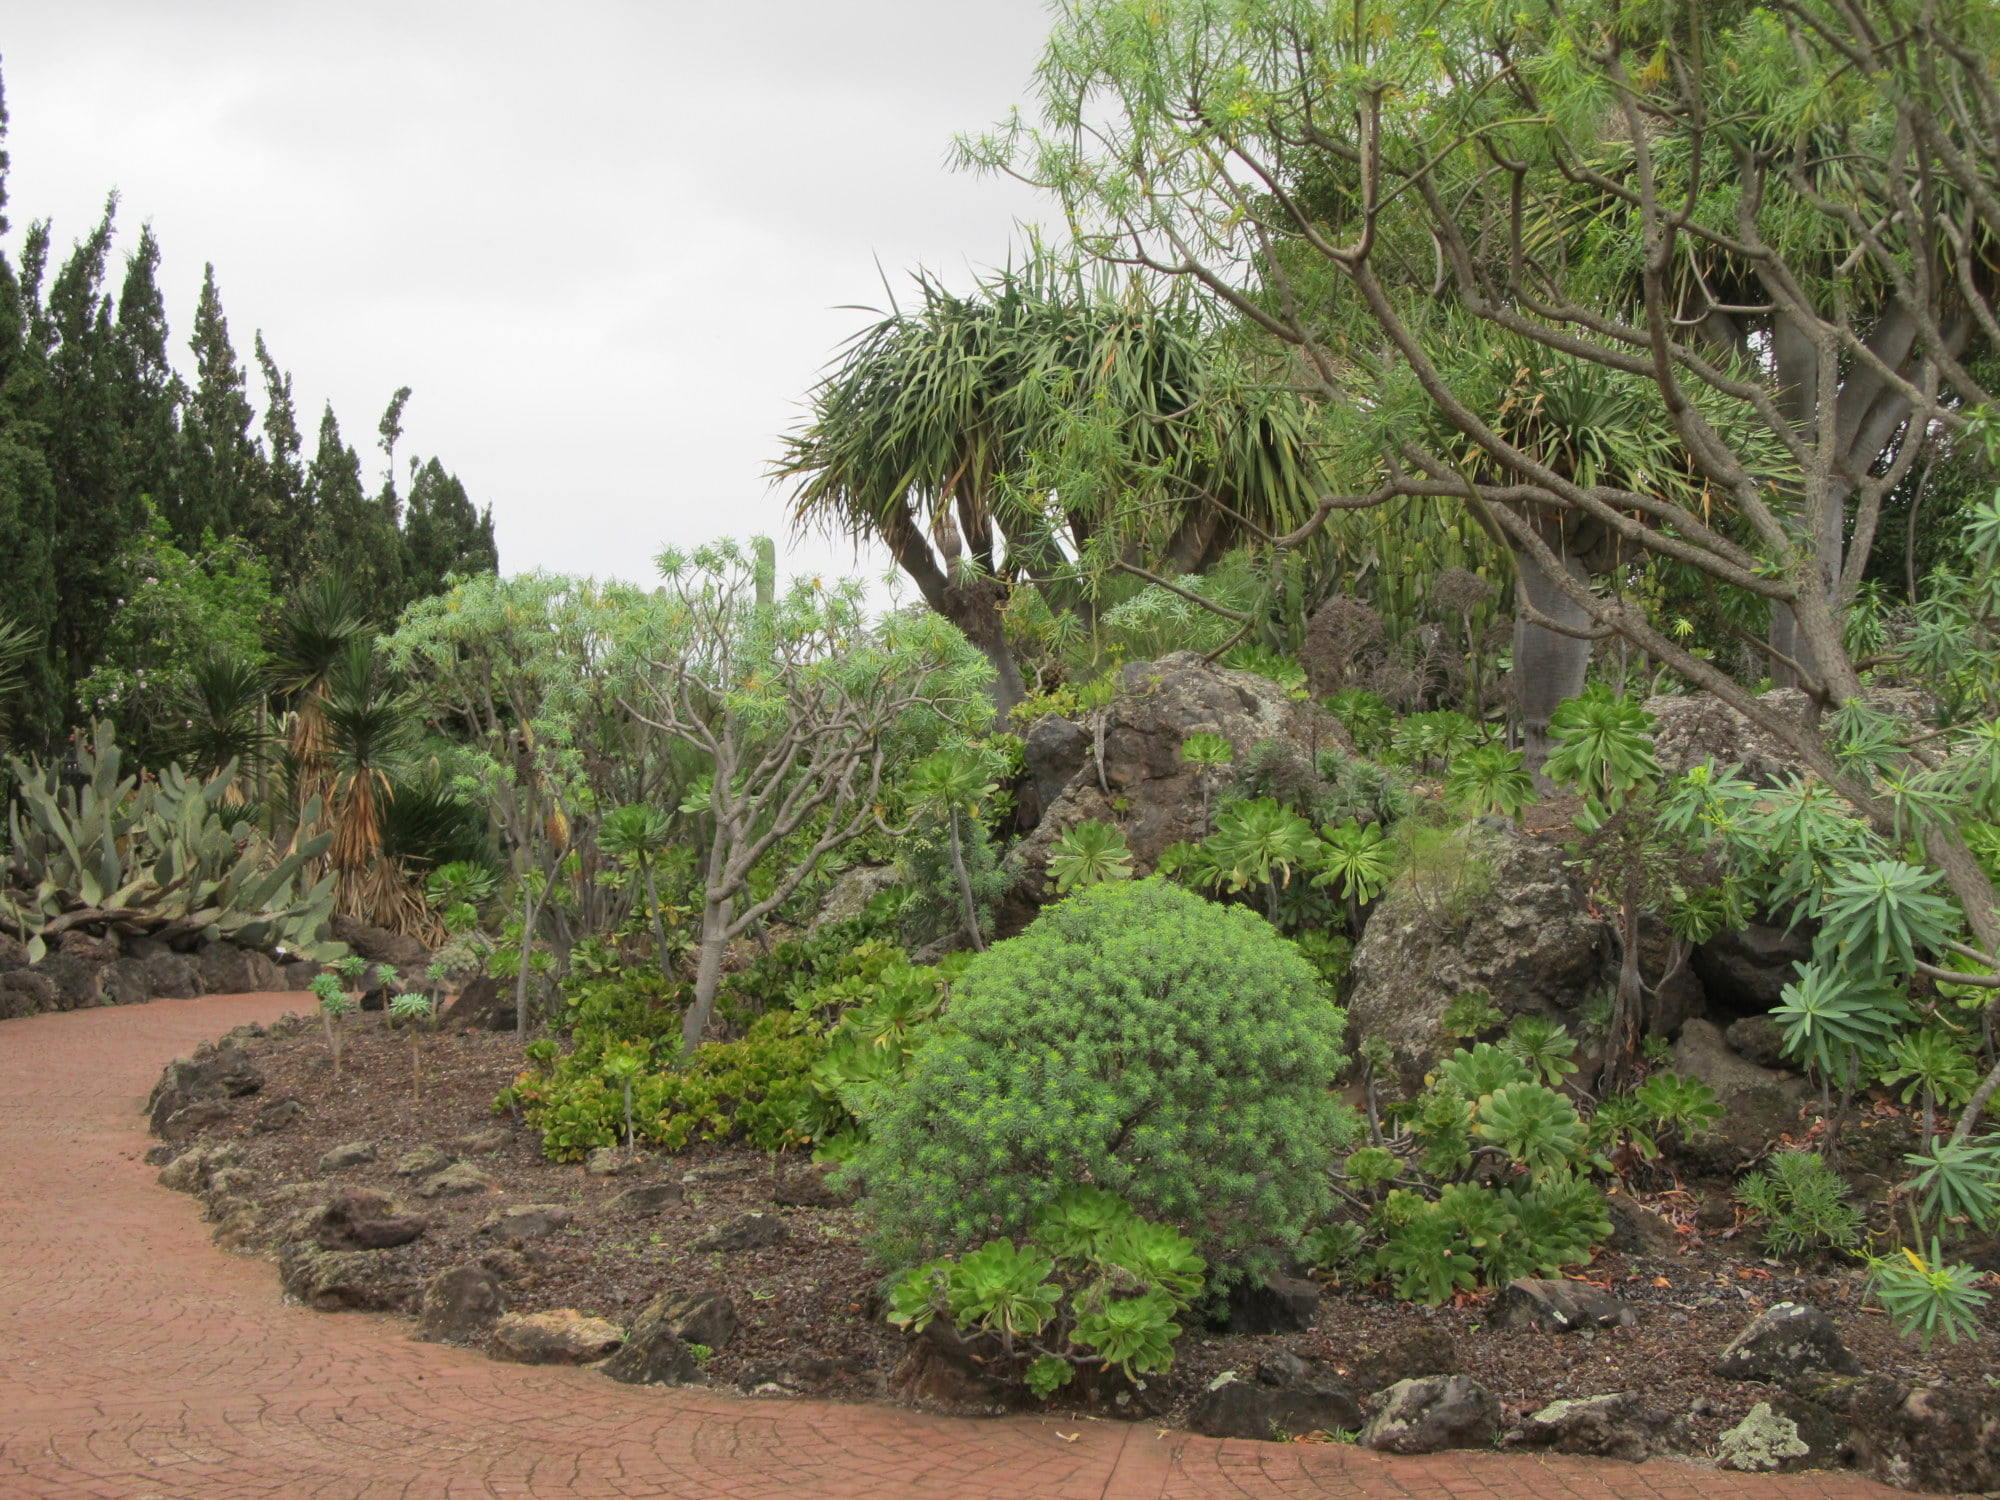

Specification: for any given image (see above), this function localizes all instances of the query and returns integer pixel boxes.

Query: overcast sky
[2,1,1058,587]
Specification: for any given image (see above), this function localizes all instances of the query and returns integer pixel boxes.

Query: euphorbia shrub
[848,879,1355,1273]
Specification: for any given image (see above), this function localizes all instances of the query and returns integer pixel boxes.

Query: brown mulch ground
[177,1008,2000,1457]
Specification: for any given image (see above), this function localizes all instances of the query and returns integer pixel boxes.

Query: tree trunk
[641,862,672,976]
[514,880,543,1036]
[1598,896,1646,1093]
[947,812,985,952]
[683,902,729,1055]
[1511,546,1596,784]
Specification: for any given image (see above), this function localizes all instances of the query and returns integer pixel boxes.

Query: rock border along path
[0,993,1899,1499]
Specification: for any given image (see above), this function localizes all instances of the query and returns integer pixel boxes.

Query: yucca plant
[321,641,423,932]
[170,648,272,786]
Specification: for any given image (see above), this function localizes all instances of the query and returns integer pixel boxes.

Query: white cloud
[2,0,1056,586]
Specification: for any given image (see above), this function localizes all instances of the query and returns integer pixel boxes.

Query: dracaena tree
[970,0,2000,1117]
[776,255,1338,710]
[621,539,991,1053]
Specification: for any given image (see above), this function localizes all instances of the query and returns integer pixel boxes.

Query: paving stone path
[0,993,1901,1499]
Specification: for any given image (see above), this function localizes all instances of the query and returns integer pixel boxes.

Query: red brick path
[0,994,1900,1499]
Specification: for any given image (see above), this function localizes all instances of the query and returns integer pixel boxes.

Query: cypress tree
[0,75,61,746]
[111,224,181,532]
[304,402,402,616]
[401,456,498,600]
[178,262,258,543]
[248,329,310,587]
[42,197,145,685]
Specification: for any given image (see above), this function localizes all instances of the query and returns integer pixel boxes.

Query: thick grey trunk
[1511,548,1596,783]
[683,904,729,1055]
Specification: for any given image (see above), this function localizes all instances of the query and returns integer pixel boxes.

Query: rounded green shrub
[848,879,1355,1272]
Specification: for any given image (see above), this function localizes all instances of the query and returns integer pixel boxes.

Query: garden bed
[148,1007,1999,1488]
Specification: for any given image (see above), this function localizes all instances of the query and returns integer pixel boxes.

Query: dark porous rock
[140,952,203,1000]
[251,1097,306,1134]
[607,1181,683,1217]
[638,1289,738,1351]
[1257,1350,1310,1385]
[191,943,275,996]
[601,1300,706,1386]
[692,1211,789,1253]
[1492,1277,1634,1334]
[1504,1393,1654,1463]
[585,1147,638,1178]
[417,1263,506,1344]
[100,957,154,1008]
[143,1143,180,1167]
[770,1167,845,1209]
[450,1126,513,1155]
[160,1098,233,1139]
[314,1188,429,1251]
[1346,819,1611,1086]
[439,974,514,1031]
[1779,1372,2000,1495]
[318,1140,378,1172]
[1344,1328,1460,1392]
[488,1309,623,1365]
[1190,1370,1363,1442]
[0,967,58,1019]
[1219,1272,1321,1334]
[889,1322,1026,1413]
[392,1144,451,1177]
[33,952,105,1009]
[1361,1375,1501,1455]
[1019,713,1089,825]
[1724,1013,1790,1069]
[1604,1195,1680,1256]
[0,931,28,969]
[414,1163,495,1199]
[478,1203,572,1243]
[1006,653,1353,911]
[1694,923,1814,1017]
[282,959,324,992]
[329,914,430,968]
[1671,1019,1811,1173]
[278,1242,421,1312]
[1714,1302,1861,1383]
[146,1041,263,1135]
[56,930,120,965]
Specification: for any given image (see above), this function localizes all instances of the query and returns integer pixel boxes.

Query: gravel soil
[171,1008,2000,1457]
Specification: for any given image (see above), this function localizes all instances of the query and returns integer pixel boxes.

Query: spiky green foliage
[1736,1151,1864,1257]
[849,880,1355,1274]
[1865,1241,1991,1349]
[1,724,337,960]
[1045,818,1134,893]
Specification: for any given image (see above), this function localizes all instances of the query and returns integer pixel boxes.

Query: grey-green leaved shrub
[847,879,1356,1275]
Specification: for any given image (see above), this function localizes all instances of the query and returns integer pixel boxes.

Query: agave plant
[1201,797,1318,916]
